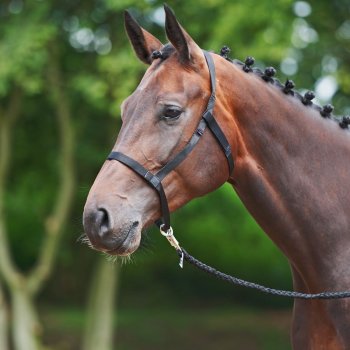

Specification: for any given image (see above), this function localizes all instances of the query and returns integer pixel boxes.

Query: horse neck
[216,58,350,288]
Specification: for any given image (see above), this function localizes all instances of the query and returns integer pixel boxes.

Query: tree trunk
[0,92,42,349]
[0,50,75,350]
[82,258,119,350]
[0,280,9,350]
[11,288,41,350]
[28,48,75,296]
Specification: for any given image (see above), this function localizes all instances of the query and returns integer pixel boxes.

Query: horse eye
[163,106,182,120]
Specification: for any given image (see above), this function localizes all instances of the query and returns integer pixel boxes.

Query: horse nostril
[96,208,111,237]
[83,206,117,250]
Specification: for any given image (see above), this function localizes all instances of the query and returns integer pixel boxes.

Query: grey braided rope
[177,248,350,299]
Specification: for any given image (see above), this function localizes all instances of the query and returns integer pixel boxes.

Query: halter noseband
[107,51,234,232]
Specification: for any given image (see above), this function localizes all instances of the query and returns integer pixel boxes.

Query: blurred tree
[0,55,74,350]
[0,0,139,348]
[83,258,119,350]
[0,5,75,348]
[0,280,9,350]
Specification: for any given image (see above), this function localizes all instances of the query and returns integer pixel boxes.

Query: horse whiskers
[138,230,155,254]
[103,253,118,264]
[120,254,134,265]
[77,233,88,243]
[103,252,134,265]
[77,233,94,249]
[78,233,136,263]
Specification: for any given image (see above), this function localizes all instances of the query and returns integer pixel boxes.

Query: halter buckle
[160,225,184,268]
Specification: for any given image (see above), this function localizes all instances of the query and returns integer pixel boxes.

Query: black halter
[107,51,234,232]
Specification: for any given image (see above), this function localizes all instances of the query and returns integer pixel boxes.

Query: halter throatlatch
[107,51,234,234]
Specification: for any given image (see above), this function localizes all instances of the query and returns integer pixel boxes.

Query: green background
[1,0,350,348]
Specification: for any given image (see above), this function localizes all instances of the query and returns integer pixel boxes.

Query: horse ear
[124,10,163,65]
[164,4,202,64]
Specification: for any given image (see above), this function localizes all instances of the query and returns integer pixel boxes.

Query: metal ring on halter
[160,224,173,237]
[159,224,184,268]
[159,224,180,250]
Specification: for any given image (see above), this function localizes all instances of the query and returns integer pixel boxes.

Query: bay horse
[83,5,350,349]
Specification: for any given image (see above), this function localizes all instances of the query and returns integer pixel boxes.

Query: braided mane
[218,46,350,130]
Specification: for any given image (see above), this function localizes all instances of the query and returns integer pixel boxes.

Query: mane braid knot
[151,50,163,59]
[302,91,315,106]
[219,46,231,59]
[262,67,276,82]
[320,104,334,118]
[283,79,295,95]
[339,116,350,129]
[243,56,255,73]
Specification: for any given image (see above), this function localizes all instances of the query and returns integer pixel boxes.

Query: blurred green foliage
[1,0,350,311]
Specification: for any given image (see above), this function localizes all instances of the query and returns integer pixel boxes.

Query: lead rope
[159,226,350,299]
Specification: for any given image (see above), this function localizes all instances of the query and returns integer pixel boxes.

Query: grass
[42,303,292,350]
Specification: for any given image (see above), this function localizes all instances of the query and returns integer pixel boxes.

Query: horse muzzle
[83,204,141,256]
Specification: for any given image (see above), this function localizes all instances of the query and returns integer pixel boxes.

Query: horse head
[83,5,236,256]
